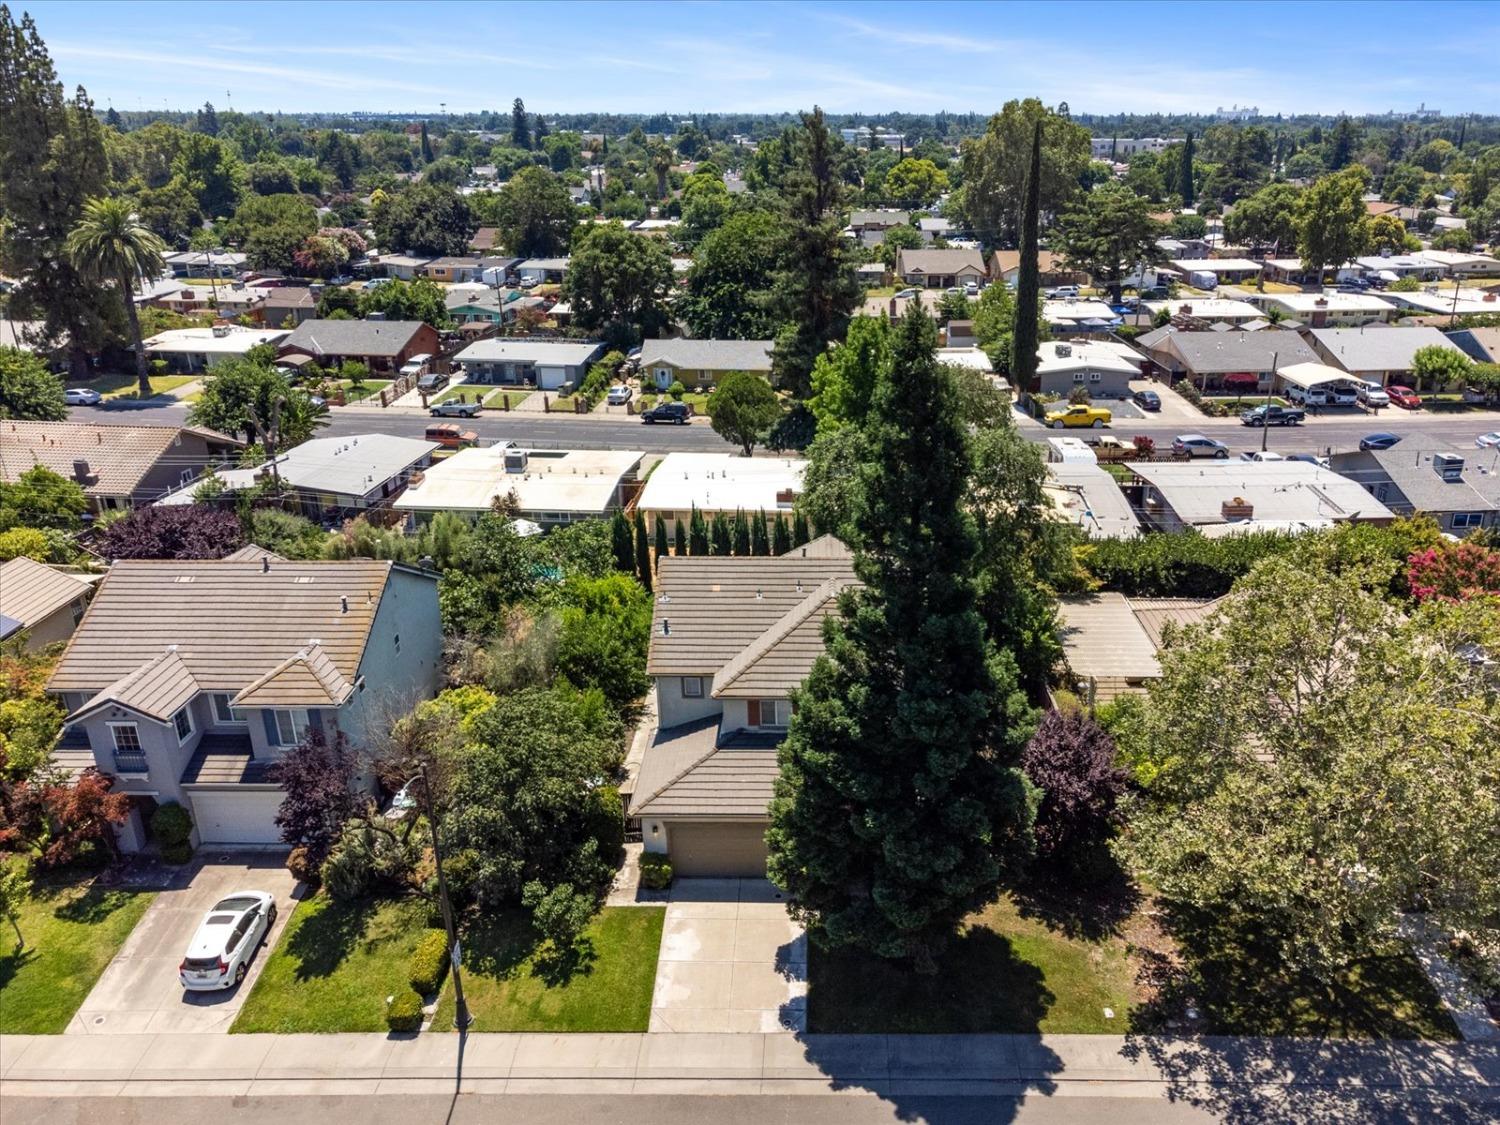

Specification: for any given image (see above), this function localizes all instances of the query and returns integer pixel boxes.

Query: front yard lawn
[430,906,664,1032]
[77,373,198,399]
[482,388,532,409]
[231,895,431,1033]
[0,870,154,1034]
[337,379,393,402]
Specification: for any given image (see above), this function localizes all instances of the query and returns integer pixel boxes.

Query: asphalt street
[9,1089,1498,1125]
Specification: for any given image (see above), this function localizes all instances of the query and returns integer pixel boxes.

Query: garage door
[189,789,285,845]
[670,822,769,878]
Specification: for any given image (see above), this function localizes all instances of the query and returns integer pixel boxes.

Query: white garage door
[189,789,285,845]
[670,822,770,878]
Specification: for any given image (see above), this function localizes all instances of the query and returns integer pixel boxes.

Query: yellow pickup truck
[1044,404,1112,429]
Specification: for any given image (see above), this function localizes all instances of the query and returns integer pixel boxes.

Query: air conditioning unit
[1433,453,1464,481]
[1055,343,1072,358]
[504,449,529,474]
[211,324,231,337]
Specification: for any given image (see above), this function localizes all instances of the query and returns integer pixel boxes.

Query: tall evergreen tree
[732,509,751,556]
[419,121,434,164]
[533,114,549,143]
[674,518,687,558]
[711,512,732,556]
[654,517,669,564]
[770,107,861,398]
[0,6,117,377]
[1010,120,1043,394]
[688,506,709,556]
[752,510,771,556]
[610,511,634,572]
[768,309,1036,972]
[104,105,121,129]
[511,97,531,150]
[792,510,810,547]
[773,514,792,555]
[1179,132,1195,208]
[195,100,219,136]
[633,510,652,592]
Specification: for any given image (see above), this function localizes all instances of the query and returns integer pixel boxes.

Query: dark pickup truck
[1240,404,1306,427]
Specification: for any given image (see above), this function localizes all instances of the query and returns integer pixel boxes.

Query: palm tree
[648,141,673,200]
[65,197,167,397]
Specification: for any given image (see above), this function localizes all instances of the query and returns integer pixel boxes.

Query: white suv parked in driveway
[179,892,276,991]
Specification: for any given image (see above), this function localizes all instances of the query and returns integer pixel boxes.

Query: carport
[1275,361,1358,400]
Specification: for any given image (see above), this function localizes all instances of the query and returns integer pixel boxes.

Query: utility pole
[416,766,470,1031]
[1262,349,1278,454]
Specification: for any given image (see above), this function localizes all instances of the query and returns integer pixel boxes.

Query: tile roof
[0,558,93,635]
[222,544,284,562]
[0,420,240,497]
[896,248,986,276]
[232,642,355,708]
[68,647,199,723]
[636,339,774,372]
[711,576,857,698]
[647,537,856,677]
[1057,594,1221,702]
[48,559,400,696]
[279,319,430,358]
[629,718,782,818]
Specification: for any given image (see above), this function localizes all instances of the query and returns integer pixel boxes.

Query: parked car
[1044,404,1112,429]
[1239,450,1285,462]
[964,283,980,297]
[1387,385,1422,409]
[519,275,539,289]
[1287,453,1331,468]
[424,422,478,448]
[328,274,353,285]
[1140,286,1170,300]
[1327,385,1360,407]
[1132,389,1161,411]
[1286,384,1330,407]
[1046,285,1080,300]
[64,387,102,405]
[895,287,920,299]
[1476,431,1500,449]
[1359,432,1402,451]
[179,892,276,991]
[416,371,449,394]
[641,401,691,425]
[1356,382,1390,408]
[606,384,633,405]
[1173,434,1230,459]
[1085,435,1135,462]
[399,353,434,379]
[430,399,480,417]
[364,277,392,290]
[1240,404,1305,426]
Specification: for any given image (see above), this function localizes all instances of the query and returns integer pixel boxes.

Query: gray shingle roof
[1366,448,1500,513]
[896,248,986,276]
[1151,331,1318,374]
[637,339,774,373]
[1309,326,1467,373]
[279,319,429,358]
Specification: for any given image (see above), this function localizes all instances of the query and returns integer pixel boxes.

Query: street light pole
[416,765,470,1031]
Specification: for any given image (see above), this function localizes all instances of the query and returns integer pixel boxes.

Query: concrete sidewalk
[2,1030,1495,1099]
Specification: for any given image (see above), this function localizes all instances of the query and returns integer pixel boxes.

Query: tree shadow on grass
[531,936,596,987]
[53,886,136,926]
[1010,844,1142,943]
[456,909,537,982]
[0,947,39,992]
[283,896,377,981]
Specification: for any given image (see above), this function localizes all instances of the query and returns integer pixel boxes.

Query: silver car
[179,892,276,991]
[1173,434,1230,459]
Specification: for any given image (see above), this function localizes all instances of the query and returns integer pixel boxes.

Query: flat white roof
[1276,361,1358,389]
[1382,289,1500,316]
[1130,461,1394,525]
[637,452,805,515]
[394,445,642,515]
[1037,340,1138,376]
[936,346,995,373]
[1418,250,1500,268]
[159,434,438,503]
[1045,463,1141,539]
[143,327,289,355]
[1262,292,1397,314]
[1043,299,1117,322]
[1171,258,1264,272]
[454,339,605,366]
[1142,298,1262,320]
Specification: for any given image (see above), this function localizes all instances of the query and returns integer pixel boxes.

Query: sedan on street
[179,892,277,991]
[64,387,102,406]
[1359,432,1402,452]
[1173,434,1230,459]
[1477,432,1500,449]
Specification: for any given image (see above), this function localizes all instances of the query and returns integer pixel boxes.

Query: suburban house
[515,257,570,284]
[1170,258,1265,285]
[1034,340,1138,398]
[1042,298,1121,334]
[895,247,987,289]
[1251,291,1397,327]
[0,557,96,651]
[1352,253,1440,283]
[46,557,442,849]
[1056,593,1219,705]
[258,286,319,328]
[1128,461,1395,534]
[1329,447,1500,537]
[988,249,1086,287]
[134,276,212,315]
[163,250,246,278]
[1308,326,1470,385]
[370,253,432,280]
[1418,249,1500,278]
[444,287,510,325]
[636,339,775,391]
[1140,298,1265,327]
[1381,286,1500,318]
[1449,326,1500,364]
[469,227,499,253]
[1141,330,1319,390]
[0,420,242,512]
[1044,463,1142,539]
[848,209,911,236]
[917,216,953,241]
[420,258,486,284]
[142,326,289,373]
[1259,258,1357,286]
[393,444,643,526]
[855,261,889,286]
[630,537,857,876]
[636,452,805,538]
[277,319,440,374]
[156,434,439,519]
[451,338,605,390]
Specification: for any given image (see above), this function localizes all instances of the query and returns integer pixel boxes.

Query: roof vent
[661,618,670,636]
[340,595,349,614]
[755,587,763,599]
[1055,343,1071,358]
[1433,453,1464,482]
[262,556,270,572]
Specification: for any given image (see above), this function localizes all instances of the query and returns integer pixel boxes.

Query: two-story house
[47,555,442,851]
[628,537,856,877]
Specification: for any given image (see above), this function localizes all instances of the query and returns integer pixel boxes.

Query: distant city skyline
[23,0,1500,117]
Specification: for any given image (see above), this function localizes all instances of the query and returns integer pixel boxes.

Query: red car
[1386,385,1422,409]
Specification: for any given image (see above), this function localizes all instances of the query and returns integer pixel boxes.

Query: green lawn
[809,895,1137,1034]
[0,870,154,1034]
[428,383,486,407]
[336,379,393,402]
[430,907,664,1032]
[230,895,432,1033]
[78,373,198,399]
[482,388,532,409]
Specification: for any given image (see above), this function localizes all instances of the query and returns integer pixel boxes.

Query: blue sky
[25,0,1500,117]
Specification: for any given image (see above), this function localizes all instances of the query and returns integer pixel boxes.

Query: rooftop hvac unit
[211,324,231,337]
[1055,343,1072,358]
[1433,453,1465,481]
[504,448,530,474]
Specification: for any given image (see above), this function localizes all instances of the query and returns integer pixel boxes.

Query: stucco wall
[340,567,443,749]
[655,674,720,731]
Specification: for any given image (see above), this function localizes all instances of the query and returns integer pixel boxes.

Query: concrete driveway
[649,878,806,1034]
[68,850,301,1035]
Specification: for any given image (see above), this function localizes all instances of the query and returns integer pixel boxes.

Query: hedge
[408,928,450,996]
[640,853,673,890]
[385,989,424,1033]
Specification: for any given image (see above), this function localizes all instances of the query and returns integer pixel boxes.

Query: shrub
[0,527,51,562]
[408,928,450,995]
[1066,385,1092,405]
[522,880,594,955]
[586,786,626,869]
[667,379,686,401]
[150,802,193,863]
[285,845,319,884]
[1132,434,1155,457]
[1021,709,1129,863]
[639,853,673,890]
[385,989,424,1033]
[160,841,194,865]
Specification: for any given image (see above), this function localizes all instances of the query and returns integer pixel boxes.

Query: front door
[655,367,673,390]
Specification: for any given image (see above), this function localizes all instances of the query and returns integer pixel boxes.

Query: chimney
[1221,496,1254,520]
[71,458,92,483]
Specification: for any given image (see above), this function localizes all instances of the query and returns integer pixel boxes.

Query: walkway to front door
[649,878,807,1033]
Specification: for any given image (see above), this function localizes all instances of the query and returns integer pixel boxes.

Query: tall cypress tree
[674,518,687,558]
[610,511,634,572]
[419,121,434,164]
[711,512,733,556]
[752,510,771,556]
[654,517,669,564]
[689,506,709,556]
[792,510,810,548]
[768,308,1036,972]
[1179,132,1195,207]
[511,97,531,150]
[633,510,652,592]
[1009,120,1043,395]
[732,509,751,556]
[773,514,792,555]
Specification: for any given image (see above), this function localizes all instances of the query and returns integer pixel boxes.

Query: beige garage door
[670,821,769,878]
[189,789,285,845]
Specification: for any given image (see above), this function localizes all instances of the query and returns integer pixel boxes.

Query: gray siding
[656,674,720,730]
[78,693,208,805]
[340,568,442,749]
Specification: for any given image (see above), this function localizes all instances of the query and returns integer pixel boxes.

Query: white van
[1045,436,1098,465]
[399,353,433,379]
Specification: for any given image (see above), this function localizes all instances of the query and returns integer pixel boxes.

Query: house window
[108,722,147,773]
[1089,371,1102,382]
[172,706,193,743]
[754,699,792,728]
[681,676,704,698]
[70,599,86,627]
[1073,372,1085,382]
[212,693,246,724]
[1451,512,1484,530]
[271,709,310,747]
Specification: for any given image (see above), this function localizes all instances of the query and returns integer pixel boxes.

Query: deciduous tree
[96,504,245,560]
[0,348,67,421]
[267,728,360,867]
[708,371,781,456]
[562,221,673,347]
